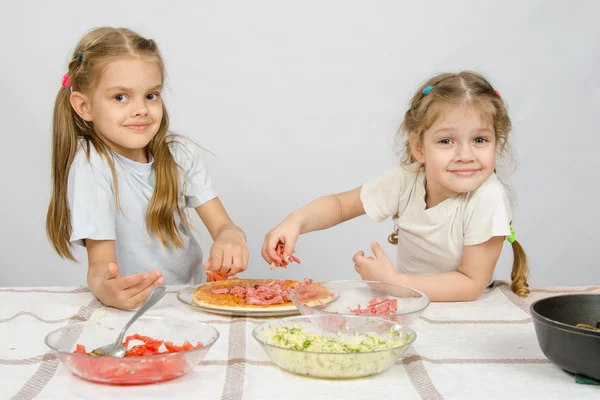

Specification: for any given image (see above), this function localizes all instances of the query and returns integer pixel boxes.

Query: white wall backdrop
[2,0,599,287]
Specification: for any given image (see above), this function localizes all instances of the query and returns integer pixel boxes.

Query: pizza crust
[192,297,298,311]
[301,294,337,308]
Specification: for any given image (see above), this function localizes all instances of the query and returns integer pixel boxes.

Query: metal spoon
[88,286,167,357]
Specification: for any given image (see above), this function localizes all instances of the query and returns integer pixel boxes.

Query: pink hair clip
[494,89,501,96]
[61,73,72,87]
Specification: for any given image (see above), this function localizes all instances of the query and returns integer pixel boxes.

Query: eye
[474,137,488,144]
[147,93,160,101]
[438,138,453,145]
[114,94,128,103]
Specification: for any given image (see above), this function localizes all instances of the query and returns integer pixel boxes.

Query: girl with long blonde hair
[47,27,248,310]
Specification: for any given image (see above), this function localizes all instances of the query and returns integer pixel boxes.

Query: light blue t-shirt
[67,136,217,284]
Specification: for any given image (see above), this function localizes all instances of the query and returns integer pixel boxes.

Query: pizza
[291,282,338,308]
[193,279,313,311]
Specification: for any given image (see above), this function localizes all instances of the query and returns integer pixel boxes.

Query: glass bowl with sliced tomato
[44,316,219,385]
[289,280,430,325]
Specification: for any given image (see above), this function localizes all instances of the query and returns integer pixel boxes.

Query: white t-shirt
[360,164,512,276]
[67,136,217,284]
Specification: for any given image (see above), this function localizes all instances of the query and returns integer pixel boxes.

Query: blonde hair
[46,27,190,261]
[389,71,529,297]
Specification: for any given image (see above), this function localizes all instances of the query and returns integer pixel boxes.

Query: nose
[455,142,475,162]
[132,98,149,117]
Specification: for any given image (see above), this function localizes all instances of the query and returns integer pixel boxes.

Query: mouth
[124,123,152,131]
[448,169,480,177]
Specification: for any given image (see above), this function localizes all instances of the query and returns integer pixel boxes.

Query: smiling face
[71,57,164,162]
[410,104,497,206]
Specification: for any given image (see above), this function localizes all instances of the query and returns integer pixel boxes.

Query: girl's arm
[295,187,366,234]
[354,236,505,302]
[85,239,164,309]
[195,197,248,276]
[401,236,504,301]
[262,186,366,264]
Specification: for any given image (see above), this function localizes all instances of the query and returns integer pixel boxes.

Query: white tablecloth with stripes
[1,282,598,400]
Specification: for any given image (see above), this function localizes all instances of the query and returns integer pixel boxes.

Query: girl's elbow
[433,288,483,302]
[464,283,487,301]
[448,281,486,302]
[464,292,483,302]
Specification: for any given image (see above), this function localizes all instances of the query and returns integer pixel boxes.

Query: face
[411,105,497,205]
[71,57,163,162]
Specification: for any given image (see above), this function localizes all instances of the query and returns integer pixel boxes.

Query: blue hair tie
[423,85,434,95]
[76,52,83,62]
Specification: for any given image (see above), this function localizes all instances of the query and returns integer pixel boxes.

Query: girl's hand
[204,228,249,277]
[261,218,302,267]
[352,242,398,283]
[96,263,164,310]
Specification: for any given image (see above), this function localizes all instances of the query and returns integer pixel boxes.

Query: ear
[409,132,426,163]
[70,91,93,122]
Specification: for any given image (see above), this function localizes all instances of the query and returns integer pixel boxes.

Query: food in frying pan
[575,323,600,331]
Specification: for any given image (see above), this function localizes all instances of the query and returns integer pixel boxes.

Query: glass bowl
[289,280,429,325]
[44,316,219,385]
[252,315,416,379]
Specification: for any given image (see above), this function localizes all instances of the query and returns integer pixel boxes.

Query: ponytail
[510,239,530,297]
[46,82,120,260]
[46,86,81,260]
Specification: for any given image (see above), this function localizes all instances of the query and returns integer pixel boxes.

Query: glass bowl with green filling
[252,315,416,379]
[289,280,430,326]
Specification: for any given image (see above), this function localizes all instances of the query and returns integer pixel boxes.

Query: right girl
[262,71,529,301]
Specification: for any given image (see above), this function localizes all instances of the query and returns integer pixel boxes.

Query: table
[2,282,599,399]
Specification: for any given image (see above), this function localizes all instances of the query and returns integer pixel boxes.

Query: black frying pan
[531,294,600,381]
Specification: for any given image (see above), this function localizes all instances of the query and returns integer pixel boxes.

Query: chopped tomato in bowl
[45,317,219,385]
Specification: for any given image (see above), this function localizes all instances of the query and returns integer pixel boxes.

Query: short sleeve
[463,176,512,246]
[68,152,116,247]
[169,137,218,209]
[360,167,413,222]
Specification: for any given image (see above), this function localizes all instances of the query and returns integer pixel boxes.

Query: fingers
[124,278,164,309]
[283,239,296,262]
[265,235,283,264]
[124,270,163,292]
[370,242,386,259]
[229,247,244,275]
[261,234,274,264]
[241,248,249,273]
[206,271,215,282]
[353,250,378,272]
[208,245,234,276]
[352,250,365,266]
[208,248,224,272]
[103,268,163,310]
[116,271,150,290]
[261,240,271,264]
[103,263,120,281]
[207,236,248,276]
[219,246,233,274]
[353,250,364,275]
